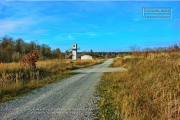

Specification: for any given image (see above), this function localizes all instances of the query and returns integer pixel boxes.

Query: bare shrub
[19,51,39,70]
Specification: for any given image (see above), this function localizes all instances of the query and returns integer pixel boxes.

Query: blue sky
[0,0,179,52]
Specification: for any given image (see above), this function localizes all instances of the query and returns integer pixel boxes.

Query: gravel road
[0,59,126,120]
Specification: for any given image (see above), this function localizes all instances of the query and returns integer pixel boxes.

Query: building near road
[72,44,78,60]
[81,55,92,60]
[65,44,78,60]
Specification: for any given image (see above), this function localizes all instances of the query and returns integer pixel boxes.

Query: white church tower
[72,44,77,60]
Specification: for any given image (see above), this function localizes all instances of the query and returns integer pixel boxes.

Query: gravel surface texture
[0,59,126,120]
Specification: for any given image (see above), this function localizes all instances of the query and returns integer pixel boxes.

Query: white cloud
[68,35,74,40]
[71,32,98,38]
[53,33,74,41]
[132,15,142,22]
[31,29,48,35]
[53,32,98,41]
[86,32,97,37]
[0,0,9,7]
[133,18,141,21]
[87,24,99,29]
[0,18,35,36]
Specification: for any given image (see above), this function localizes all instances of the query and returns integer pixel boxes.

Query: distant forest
[0,35,126,63]
[0,35,65,63]
[1,35,178,63]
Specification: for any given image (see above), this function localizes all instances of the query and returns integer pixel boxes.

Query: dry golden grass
[37,59,101,72]
[97,55,180,120]
[0,59,102,103]
[0,59,101,72]
[0,62,21,72]
[110,58,123,67]
[123,55,134,59]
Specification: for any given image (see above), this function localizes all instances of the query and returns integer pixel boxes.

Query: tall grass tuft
[97,56,180,119]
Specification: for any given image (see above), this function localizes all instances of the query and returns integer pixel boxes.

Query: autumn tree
[0,35,15,62]
[0,35,66,62]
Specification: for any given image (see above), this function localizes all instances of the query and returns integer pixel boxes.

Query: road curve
[0,59,126,120]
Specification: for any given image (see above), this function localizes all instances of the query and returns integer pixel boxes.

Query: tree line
[0,35,124,63]
[0,35,65,63]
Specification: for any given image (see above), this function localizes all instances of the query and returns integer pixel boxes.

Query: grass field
[0,59,102,103]
[0,59,102,72]
[96,54,180,120]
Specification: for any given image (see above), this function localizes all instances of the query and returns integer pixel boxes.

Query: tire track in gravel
[0,59,126,120]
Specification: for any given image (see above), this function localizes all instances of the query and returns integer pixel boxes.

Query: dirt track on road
[0,59,126,120]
